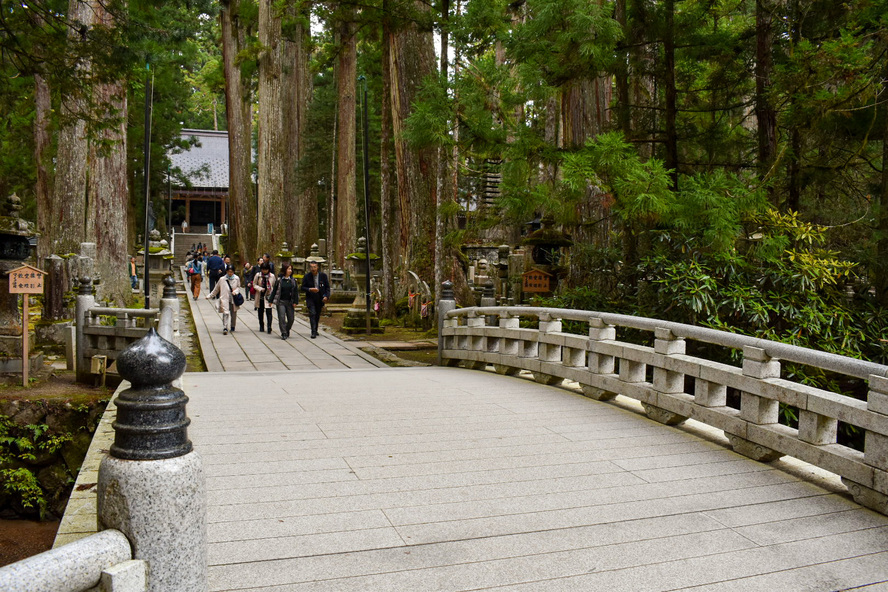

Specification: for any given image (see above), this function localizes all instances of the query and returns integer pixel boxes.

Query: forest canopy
[1,0,886,364]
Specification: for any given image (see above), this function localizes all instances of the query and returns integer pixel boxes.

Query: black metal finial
[111,328,191,460]
[441,280,454,300]
[78,276,94,295]
[162,274,177,299]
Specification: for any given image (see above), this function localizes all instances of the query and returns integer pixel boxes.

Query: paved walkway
[187,290,386,372]
[185,368,888,592]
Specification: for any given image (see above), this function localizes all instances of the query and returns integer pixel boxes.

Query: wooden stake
[22,295,28,387]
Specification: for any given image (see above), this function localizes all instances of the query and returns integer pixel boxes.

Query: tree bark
[83,1,130,304]
[221,0,257,264]
[663,0,678,189]
[89,81,129,304]
[434,0,450,303]
[875,92,888,306]
[328,111,337,261]
[614,0,631,138]
[283,7,316,256]
[755,0,777,202]
[34,73,52,262]
[51,0,93,255]
[380,8,398,318]
[291,14,317,255]
[389,1,437,282]
[335,12,358,267]
[257,0,286,258]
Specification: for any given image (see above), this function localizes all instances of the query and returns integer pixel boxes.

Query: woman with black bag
[269,263,299,340]
[205,265,242,335]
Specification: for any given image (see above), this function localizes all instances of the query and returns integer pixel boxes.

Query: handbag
[227,278,245,306]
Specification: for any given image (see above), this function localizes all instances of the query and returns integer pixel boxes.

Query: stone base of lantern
[341,308,383,335]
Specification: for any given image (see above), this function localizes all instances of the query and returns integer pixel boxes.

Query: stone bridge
[6,296,888,591]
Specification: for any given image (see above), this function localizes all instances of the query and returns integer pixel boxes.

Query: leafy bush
[0,416,72,519]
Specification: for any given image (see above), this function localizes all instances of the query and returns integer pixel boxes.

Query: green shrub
[0,416,72,519]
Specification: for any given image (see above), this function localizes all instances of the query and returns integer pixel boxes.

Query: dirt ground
[0,519,59,567]
[317,311,438,366]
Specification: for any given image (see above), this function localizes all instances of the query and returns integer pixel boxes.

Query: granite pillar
[97,329,207,592]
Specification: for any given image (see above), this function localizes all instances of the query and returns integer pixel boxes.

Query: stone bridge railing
[74,276,179,383]
[440,303,888,515]
[0,530,146,591]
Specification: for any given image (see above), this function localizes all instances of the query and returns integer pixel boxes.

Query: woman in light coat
[252,262,276,334]
[205,265,241,335]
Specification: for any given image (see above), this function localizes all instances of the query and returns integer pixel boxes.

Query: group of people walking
[184,250,330,339]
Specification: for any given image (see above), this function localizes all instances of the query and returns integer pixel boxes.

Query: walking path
[186,287,386,372]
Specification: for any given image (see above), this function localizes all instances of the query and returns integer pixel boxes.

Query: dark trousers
[306,299,322,335]
[208,271,220,293]
[257,306,272,332]
[276,300,295,336]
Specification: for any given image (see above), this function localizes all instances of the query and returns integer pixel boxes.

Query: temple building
[168,129,230,233]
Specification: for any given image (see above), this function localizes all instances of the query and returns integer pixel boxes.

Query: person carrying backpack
[188,255,204,300]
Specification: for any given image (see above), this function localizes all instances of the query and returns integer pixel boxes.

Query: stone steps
[172,233,213,266]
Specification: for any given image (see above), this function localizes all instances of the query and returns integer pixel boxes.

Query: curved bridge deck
[186,366,888,591]
[56,295,888,590]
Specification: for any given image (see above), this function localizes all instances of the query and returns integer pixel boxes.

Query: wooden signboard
[522,268,554,293]
[9,264,45,294]
[8,264,46,387]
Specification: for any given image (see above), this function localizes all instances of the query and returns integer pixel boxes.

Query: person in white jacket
[206,265,241,335]
[252,262,276,334]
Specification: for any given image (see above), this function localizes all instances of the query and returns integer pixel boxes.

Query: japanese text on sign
[8,266,45,294]
[522,269,552,293]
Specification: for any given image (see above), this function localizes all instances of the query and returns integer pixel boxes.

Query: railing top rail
[446,306,888,380]
[89,307,159,317]
[0,529,130,591]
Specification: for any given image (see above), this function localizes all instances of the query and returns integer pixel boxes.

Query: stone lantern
[342,237,382,334]
[0,194,40,372]
[276,242,294,271]
[138,229,174,303]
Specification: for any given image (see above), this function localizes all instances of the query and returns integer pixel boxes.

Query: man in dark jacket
[205,250,225,294]
[301,261,330,338]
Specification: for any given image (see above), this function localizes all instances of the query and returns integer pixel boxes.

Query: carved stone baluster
[533,312,563,386]
[463,311,487,370]
[726,346,783,462]
[582,318,618,401]
[643,328,688,426]
[844,375,888,513]
[97,329,207,591]
[494,311,520,376]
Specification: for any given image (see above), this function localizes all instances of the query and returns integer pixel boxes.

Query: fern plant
[0,415,72,519]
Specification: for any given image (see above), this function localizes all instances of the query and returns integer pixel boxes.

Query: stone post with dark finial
[481,278,496,326]
[97,328,207,592]
[74,276,96,383]
[159,274,179,343]
[437,280,456,366]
